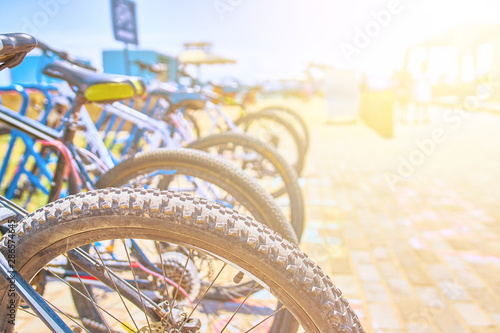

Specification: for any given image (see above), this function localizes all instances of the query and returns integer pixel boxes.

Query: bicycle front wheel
[0,188,364,333]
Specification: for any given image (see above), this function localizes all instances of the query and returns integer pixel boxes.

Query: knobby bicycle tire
[235,111,306,176]
[188,132,304,238]
[257,106,310,154]
[0,188,364,333]
[95,148,296,243]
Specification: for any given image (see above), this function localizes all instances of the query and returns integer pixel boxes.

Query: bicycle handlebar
[134,60,162,74]
[37,40,97,71]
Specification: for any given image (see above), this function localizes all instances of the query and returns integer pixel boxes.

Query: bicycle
[1,43,304,236]
[1,187,364,333]
[134,61,308,176]
[0,33,365,333]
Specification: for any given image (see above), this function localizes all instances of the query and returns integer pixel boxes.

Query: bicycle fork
[0,252,72,333]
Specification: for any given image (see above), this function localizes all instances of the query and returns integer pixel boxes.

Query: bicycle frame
[0,88,232,208]
[0,226,167,332]
[95,90,242,155]
[0,103,95,203]
[0,251,73,332]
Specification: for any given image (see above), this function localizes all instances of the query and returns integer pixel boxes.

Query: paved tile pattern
[296,99,500,333]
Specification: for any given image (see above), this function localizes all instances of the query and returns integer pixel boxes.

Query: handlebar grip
[0,33,37,70]
[0,33,37,56]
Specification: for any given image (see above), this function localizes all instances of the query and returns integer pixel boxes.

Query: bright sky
[1,0,499,83]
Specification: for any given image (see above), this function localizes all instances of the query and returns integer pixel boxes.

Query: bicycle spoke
[221,284,246,300]
[178,262,227,331]
[45,267,133,332]
[65,253,112,333]
[168,248,193,325]
[155,241,173,302]
[244,305,286,332]
[19,308,38,318]
[220,282,259,333]
[200,301,221,330]
[40,296,91,333]
[92,243,140,332]
[121,239,152,330]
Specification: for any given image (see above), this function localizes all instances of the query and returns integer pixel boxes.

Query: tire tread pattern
[0,188,364,333]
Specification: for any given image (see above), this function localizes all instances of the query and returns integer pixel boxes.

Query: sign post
[111,0,138,75]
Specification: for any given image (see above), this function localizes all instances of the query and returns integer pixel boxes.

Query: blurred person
[325,68,360,123]
[412,61,432,123]
[359,73,369,93]
[393,68,414,123]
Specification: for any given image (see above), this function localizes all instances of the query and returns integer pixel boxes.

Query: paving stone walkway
[295,99,500,333]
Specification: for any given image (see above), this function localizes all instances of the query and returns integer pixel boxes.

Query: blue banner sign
[111,0,138,45]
